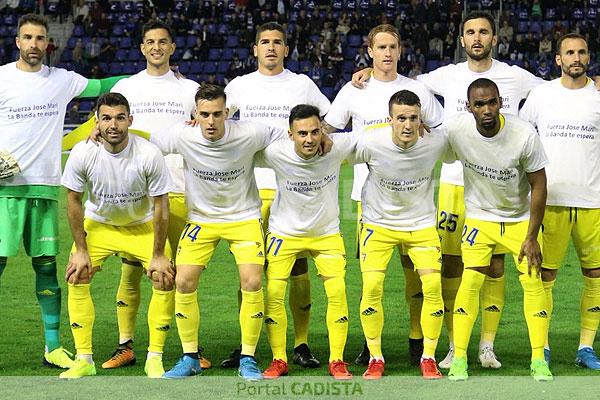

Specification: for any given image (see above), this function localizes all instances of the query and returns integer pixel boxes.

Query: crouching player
[357,90,452,380]
[60,93,175,379]
[259,104,355,380]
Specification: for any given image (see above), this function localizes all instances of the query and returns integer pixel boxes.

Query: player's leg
[263,233,299,378]
[22,197,74,369]
[573,207,600,369]
[289,257,318,367]
[313,233,351,380]
[503,221,551,381]
[539,205,572,364]
[448,218,494,381]
[228,219,266,380]
[478,253,504,368]
[359,223,395,380]
[354,201,371,366]
[164,221,217,378]
[437,183,464,369]
[60,219,113,379]
[407,227,444,379]
[401,253,424,366]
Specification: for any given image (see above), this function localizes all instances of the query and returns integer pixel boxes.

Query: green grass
[0,164,594,380]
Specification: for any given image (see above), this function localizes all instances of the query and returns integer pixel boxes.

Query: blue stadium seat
[61,49,72,62]
[347,35,362,47]
[236,48,250,60]
[67,37,77,48]
[517,21,529,33]
[208,48,221,61]
[186,36,198,48]
[321,86,334,100]
[175,36,185,49]
[543,20,554,32]
[299,60,312,72]
[426,60,439,72]
[217,61,229,73]
[109,62,123,74]
[112,24,124,36]
[190,62,203,74]
[343,46,358,60]
[178,61,191,74]
[342,61,354,73]
[79,100,94,112]
[115,49,127,62]
[203,62,217,74]
[73,25,84,37]
[226,35,239,48]
[222,48,234,61]
[287,60,299,72]
[120,37,132,49]
[127,48,140,61]
[122,62,136,74]
[530,21,541,33]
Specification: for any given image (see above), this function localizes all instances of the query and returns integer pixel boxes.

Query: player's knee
[361,271,385,300]
[441,255,463,278]
[175,274,197,293]
[541,268,558,281]
[241,275,262,292]
[582,267,600,279]
[266,279,287,301]
[290,258,309,275]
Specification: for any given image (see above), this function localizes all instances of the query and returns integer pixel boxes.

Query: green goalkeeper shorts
[0,197,59,257]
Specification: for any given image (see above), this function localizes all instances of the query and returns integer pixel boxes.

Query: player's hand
[351,67,372,88]
[86,126,102,146]
[420,122,431,137]
[148,254,175,289]
[66,249,93,283]
[518,237,542,277]
[318,133,333,155]
[185,119,200,127]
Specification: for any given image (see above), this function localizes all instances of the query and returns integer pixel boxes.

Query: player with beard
[520,33,600,369]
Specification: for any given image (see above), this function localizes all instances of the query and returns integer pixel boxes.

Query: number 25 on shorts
[462,224,479,246]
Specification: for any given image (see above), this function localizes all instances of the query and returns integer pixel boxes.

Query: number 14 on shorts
[462,224,479,246]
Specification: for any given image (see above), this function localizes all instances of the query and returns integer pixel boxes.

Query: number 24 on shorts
[462,224,479,246]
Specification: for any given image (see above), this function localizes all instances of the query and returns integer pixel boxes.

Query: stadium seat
[190,62,203,75]
[178,61,190,74]
[109,62,123,74]
[236,48,250,60]
[112,24,125,36]
[530,21,541,33]
[517,21,529,33]
[342,61,354,73]
[122,62,136,74]
[321,86,334,100]
[127,48,140,61]
[226,35,239,48]
[287,60,299,72]
[203,62,217,74]
[120,37,132,49]
[208,48,221,61]
[217,61,229,73]
[186,36,198,48]
[222,48,234,61]
[115,49,127,62]
[426,60,440,72]
[175,36,185,49]
[347,34,362,47]
[343,46,358,60]
[72,25,84,37]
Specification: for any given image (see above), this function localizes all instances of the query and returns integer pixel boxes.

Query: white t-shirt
[257,133,358,237]
[0,62,88,186]
[519,78,600,208]
[61,135,173,226]
[111,69,198,194]
[418,59,543,185]
[225,69,331,190]
[325,74,444,200]
[444,113,548,222]
[353,126,452,230]
[152,120,285,223]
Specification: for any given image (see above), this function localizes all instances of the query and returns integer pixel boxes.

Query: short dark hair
[556,33,587,54]
[195,83,226,103]
[461,11,496,36]
[17,14,48,35]
[96,92,130,115]
[142,20,174,42]
[255,22,287,45]
[288,104,321,127]
[467,78,499,101]
[388,90,421,114]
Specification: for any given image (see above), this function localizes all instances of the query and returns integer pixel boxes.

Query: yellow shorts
[360,223,442,272]
[176,219,265,267]
[72,219,172,269]
[265,232,346,279]
[461,218,540,274]
[168,193,188,253]
[259,189,276,232]
[542,206,600,270]
[437,182,465,256]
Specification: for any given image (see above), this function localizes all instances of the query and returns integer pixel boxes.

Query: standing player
[356,90,450,380]
[60,92,175,379]
[98,20,209,371]
[445,78,551,382]
[259,105,354,380]
[222,22,330,369]
[324,23,444,366]
[0,14,124,370]
[353,11,544,368]
[150,84,286,380]
[520,33,600,369]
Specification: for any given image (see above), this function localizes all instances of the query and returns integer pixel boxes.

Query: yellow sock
[441,276,461,344]
[240,289,264,356]
[480,275,504,345]
[147,288,175,353]
[519,274,548,361]
[265,279,288,361]
[324,277,349,362]
[289,272,311,348]
[116,262,143,344]
[360,271,385,358]
[404,267,424,339]
[542,279,556,348]
[174,291,199,354]
[420,273,444,359]
[453,269,485,359]
[580,276,600,347]
[68,283,94,355]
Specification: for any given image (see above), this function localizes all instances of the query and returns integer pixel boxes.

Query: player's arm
[147,194,175,289]
[321,120,339,134]
[77,75,129,98]
[351,67,373,88]
[65,189,93,282]
[519,168,547,277]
